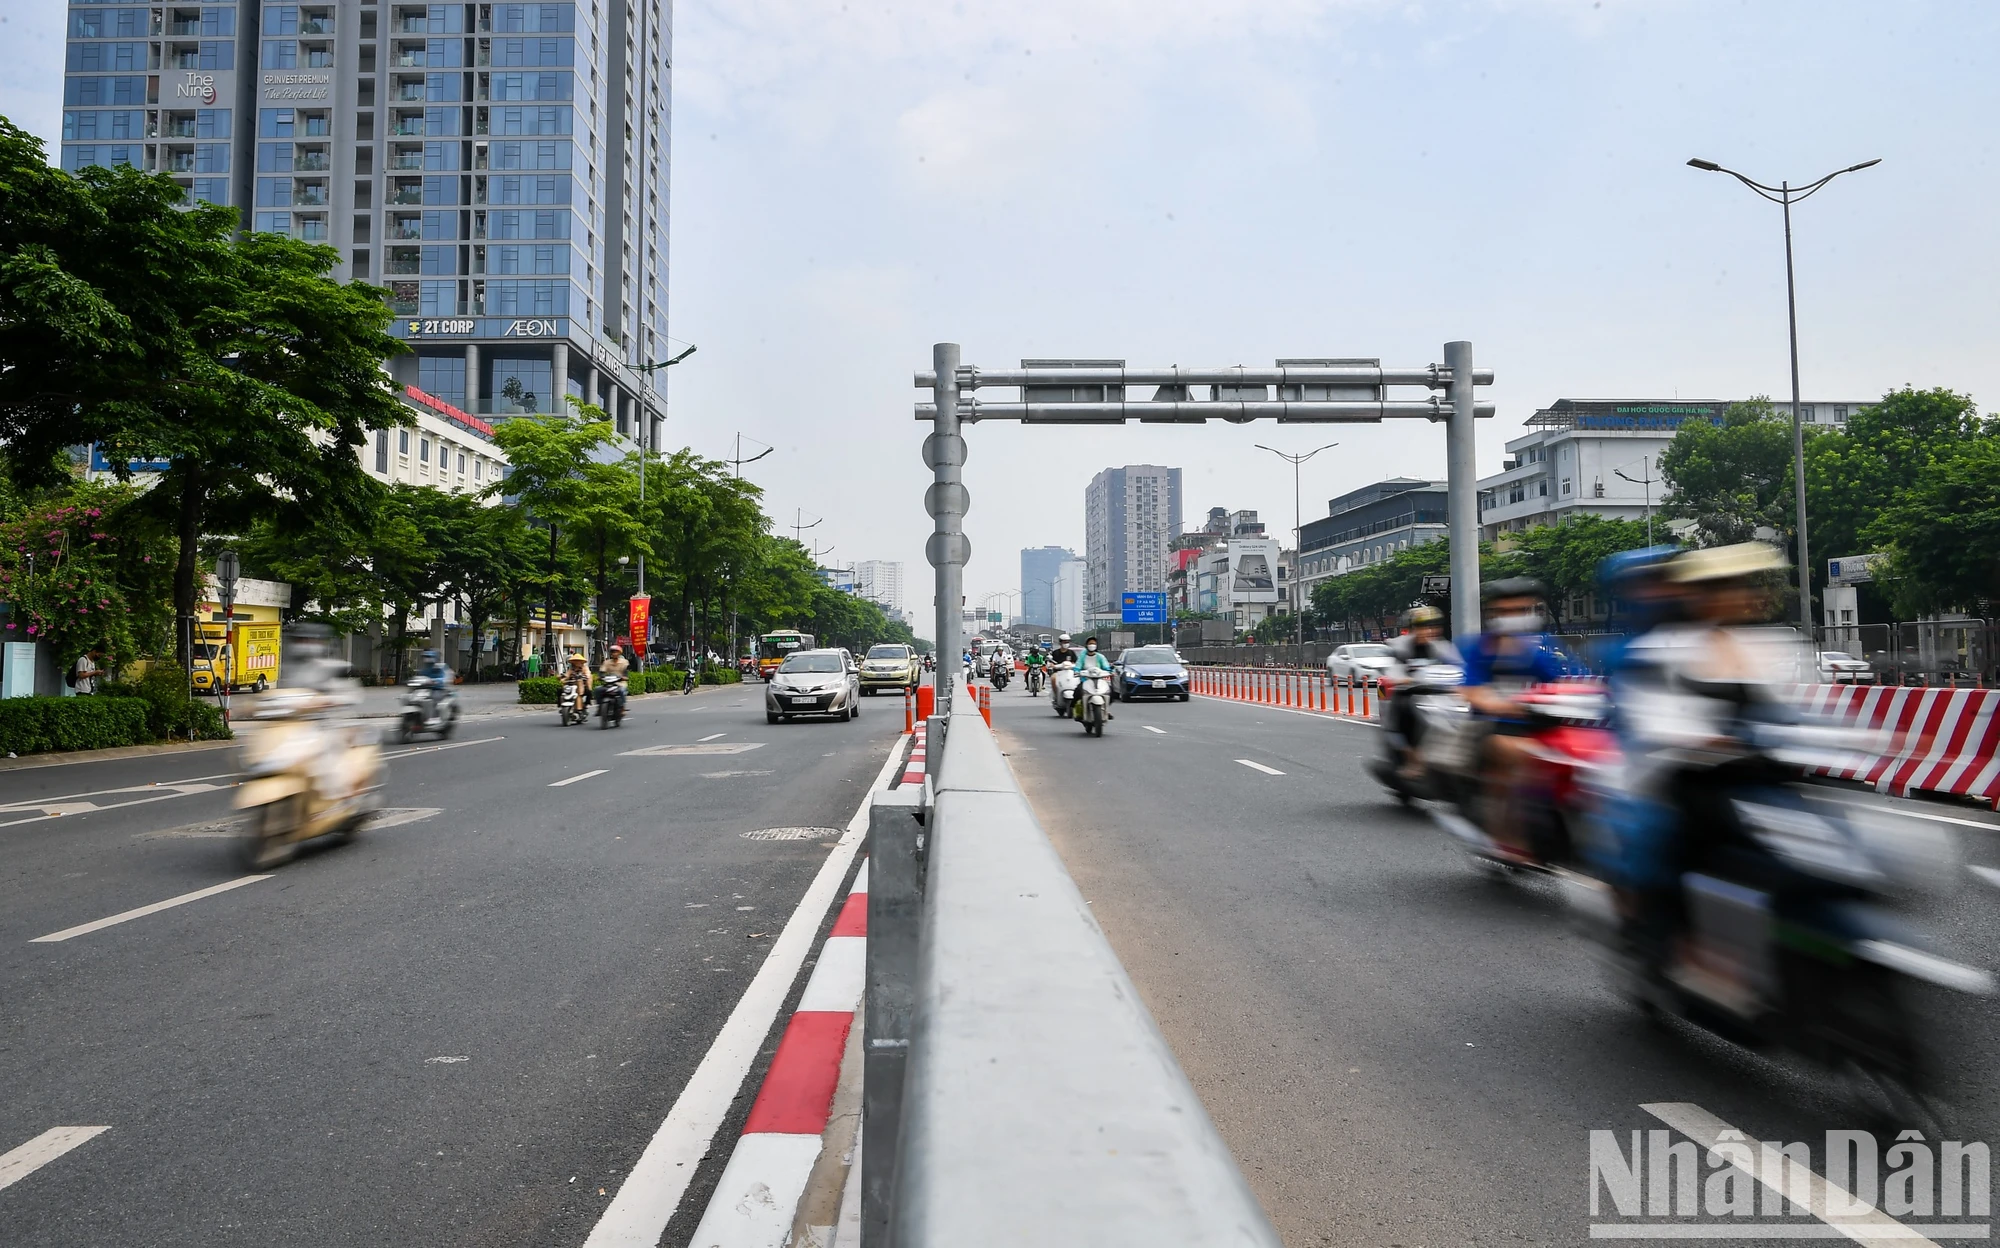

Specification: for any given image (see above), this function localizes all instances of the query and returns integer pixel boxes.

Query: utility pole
[1255,441,1338,667]
[792,509,822,547]
[626,341,696,603]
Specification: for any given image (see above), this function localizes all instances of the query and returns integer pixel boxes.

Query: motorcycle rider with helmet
[1384,605,1462,782]
[1459,578,1572,859]
[1071,636,1114,720]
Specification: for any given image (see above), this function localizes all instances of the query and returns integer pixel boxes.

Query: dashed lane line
[549,769,609,788]
[697,733,727,742]
[29,874,271,944]
[379,734,505,761]
[1143,726,1167,735]
[1236,759,1286,776]
[0,1126,111,1192]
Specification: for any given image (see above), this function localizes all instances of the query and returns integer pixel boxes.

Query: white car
[1818,651,1875,684]
[1326,643,1396,685]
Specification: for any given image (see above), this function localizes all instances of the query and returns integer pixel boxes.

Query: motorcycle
[1368,661,1465,806]
[597,674,628,728]
[1050,661,1080,718]
[398,676,458,743]
[558,677,589,726]
[233,688,384,870]
[989,662,1011,691]
[1564,706,1990,1127]
[1025,664,1046,695]
[1074,669,1112,736]
[1409,678,1616,872]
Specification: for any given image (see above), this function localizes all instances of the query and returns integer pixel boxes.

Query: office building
[61,0,672,443]
[1296,478,1449,601]
[1019,545,1075,627]
[1478,398,1869,540]
[365,383,506,491]
[852,560,903,617]
[1083,465,1183,615]
[1051,557,1087,635]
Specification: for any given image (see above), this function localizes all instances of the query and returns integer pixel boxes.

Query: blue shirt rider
[1457,578,1570,858]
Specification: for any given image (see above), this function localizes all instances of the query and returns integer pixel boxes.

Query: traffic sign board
[1121,592,1168,624]
[1420,575,1451,597]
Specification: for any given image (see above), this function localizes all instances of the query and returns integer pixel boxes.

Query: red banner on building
[628,595,651,654]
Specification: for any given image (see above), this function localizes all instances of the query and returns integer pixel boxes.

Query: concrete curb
[0,737,237,772]
[687,861,870,1248]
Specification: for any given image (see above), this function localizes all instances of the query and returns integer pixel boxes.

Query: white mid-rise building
[1052,558,1087,634]
[1084,464,1183,615]
[364,384,507,493]
[1480,398,1869,541]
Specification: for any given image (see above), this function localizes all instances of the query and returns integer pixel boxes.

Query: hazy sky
[7,1,1997,630]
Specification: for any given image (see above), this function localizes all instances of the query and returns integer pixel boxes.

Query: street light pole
[1613,454,1660,547]
[1255,441,1338,667]
[1688,156,1880,635]
[626,342,697,601]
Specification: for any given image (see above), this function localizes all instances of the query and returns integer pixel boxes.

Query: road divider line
[549,769,608,788]
[697,733,727,743]
[380,735,505,760]
[582,735,905,1248]
[1638,1101,1944,1247]
[1143,725,1167,735]
[1972,865,2000,889]
[1236,759,1286,776]
[0,1126,111,1191]
[30,875,271,943]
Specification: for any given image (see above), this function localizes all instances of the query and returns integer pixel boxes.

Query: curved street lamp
[1687,156,1880,632]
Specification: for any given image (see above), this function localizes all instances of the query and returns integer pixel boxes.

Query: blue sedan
[1112,646,1192,702]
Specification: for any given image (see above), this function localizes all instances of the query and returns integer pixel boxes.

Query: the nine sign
[1121,592,1168,624]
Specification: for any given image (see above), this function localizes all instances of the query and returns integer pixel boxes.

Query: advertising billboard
[1229,538,1281,604]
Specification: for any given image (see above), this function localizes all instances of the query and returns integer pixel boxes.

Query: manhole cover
[741,826,841,841]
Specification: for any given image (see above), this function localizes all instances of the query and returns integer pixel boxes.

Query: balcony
[387,181,424,205]
[293,182,329,207]
[387,217,423,240]
[389,115,425,137]
[394,82,425,103]
[167,19,200,35]
[161,119,197,138]
[293,151,328,172]
[384,247,421,274]
[388,151,423,170]
[165,151,196,173]
[304,48,334,68]
[170,50,200,69]
[299,16,331,35]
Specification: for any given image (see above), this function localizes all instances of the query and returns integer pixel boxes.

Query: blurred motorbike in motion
[399,675,458,742]
[234,681,382,870]
[1567,693,1990,1127]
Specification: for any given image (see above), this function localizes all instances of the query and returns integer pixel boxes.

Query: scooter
[989,662,1011,691]
[1074,669,1112,736]
[398,676,458,743]
[1025,665,1046,695]
[1368,662,1465,806]
[1564,711,1990,1128]
[597,674,628,728]
[1413,678,1615,872]
[234,688,384,870]
[558,677,588,726]
[1050,661,1080,718]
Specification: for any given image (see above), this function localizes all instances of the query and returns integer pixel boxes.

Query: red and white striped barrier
[688,859,869,1245]
[1804,684,2000,808]
[1189,666,1374,720]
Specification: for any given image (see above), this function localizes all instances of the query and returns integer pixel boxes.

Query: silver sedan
[765,649,863,723]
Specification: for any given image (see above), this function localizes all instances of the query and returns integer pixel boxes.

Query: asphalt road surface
[0,682,904,1247]
[997,684,2000,1247]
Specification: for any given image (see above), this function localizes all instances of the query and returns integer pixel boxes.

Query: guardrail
[862,677,1282,1246]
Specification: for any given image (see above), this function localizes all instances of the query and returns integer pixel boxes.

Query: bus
[756,630,816,681]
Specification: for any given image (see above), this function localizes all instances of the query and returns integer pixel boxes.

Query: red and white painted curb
[898,720,928,787]
[1803,684,2000,808]
[687,860,869,1247]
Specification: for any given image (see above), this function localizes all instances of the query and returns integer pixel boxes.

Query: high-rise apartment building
[1083,465,1182,614]
[852,560,903,619]
[1019,545,1074,627]
[61,0,671,444]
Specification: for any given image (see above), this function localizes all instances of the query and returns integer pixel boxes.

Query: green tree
[0,477,175,670]
[1660,398,1799,548]
[1865,434,2000,617]
[487,406,614,659]
[1506,515,1661,626]
[1806,387,1986,570]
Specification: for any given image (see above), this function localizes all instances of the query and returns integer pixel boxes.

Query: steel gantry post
[927,342,966,714]
[1444,341,1481,641]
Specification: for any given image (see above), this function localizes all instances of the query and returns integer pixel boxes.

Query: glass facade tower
[62,0,671,441]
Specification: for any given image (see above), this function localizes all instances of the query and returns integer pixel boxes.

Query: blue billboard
[1121,591,1168,624]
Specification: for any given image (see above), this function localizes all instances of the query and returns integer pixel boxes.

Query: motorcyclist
[1072,635,1114,720]
[1458,578,1572,858]
[563,651,593,707]
[1047,634,1078,667]
[1022,645,1047,692]
[417,648,453,687]
[1384,606,1462,780]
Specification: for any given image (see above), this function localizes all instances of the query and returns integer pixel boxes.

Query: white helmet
[1058,633,1071,643]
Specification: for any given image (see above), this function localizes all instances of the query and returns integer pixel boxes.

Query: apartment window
[375,429,389,473]
[264,40,299,69]
[1800,405,1816,422]
[398,429,411,455]
[420,437,432,463]
[457,452,467,474]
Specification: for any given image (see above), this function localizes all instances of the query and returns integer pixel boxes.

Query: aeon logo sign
[175,72,218,105]
[505,319,559,337]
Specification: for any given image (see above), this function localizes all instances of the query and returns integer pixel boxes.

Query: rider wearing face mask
[1073,635,1115,719]
[1459,578,1572,858]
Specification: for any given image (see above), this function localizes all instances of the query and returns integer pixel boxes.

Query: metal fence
[1816,620,1997,686]
[862,679,1281,1247]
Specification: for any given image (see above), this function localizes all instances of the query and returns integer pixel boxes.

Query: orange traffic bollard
[903,688,915,733]
[979,683,992,726]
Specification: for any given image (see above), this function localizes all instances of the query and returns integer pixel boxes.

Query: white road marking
[696,733,727,742]
[0,1126,111,1192]
[1820,795,2000,834]
[1971,865,2000,889]
[620,742,765,757]
[582,742,903,1248]
[1639,1102,1946,1247]
[0,777,235,830]
[1236,759,1286,776]
[31,875,272,943]
[380,735,504,761]
[549,769,609,788]
[1143,725,1167,735]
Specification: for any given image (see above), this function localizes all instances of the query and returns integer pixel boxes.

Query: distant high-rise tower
[60,0,672,444]
[853,560,903,617]
[1019,545,1075,627]
[1083,465,1182,614]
